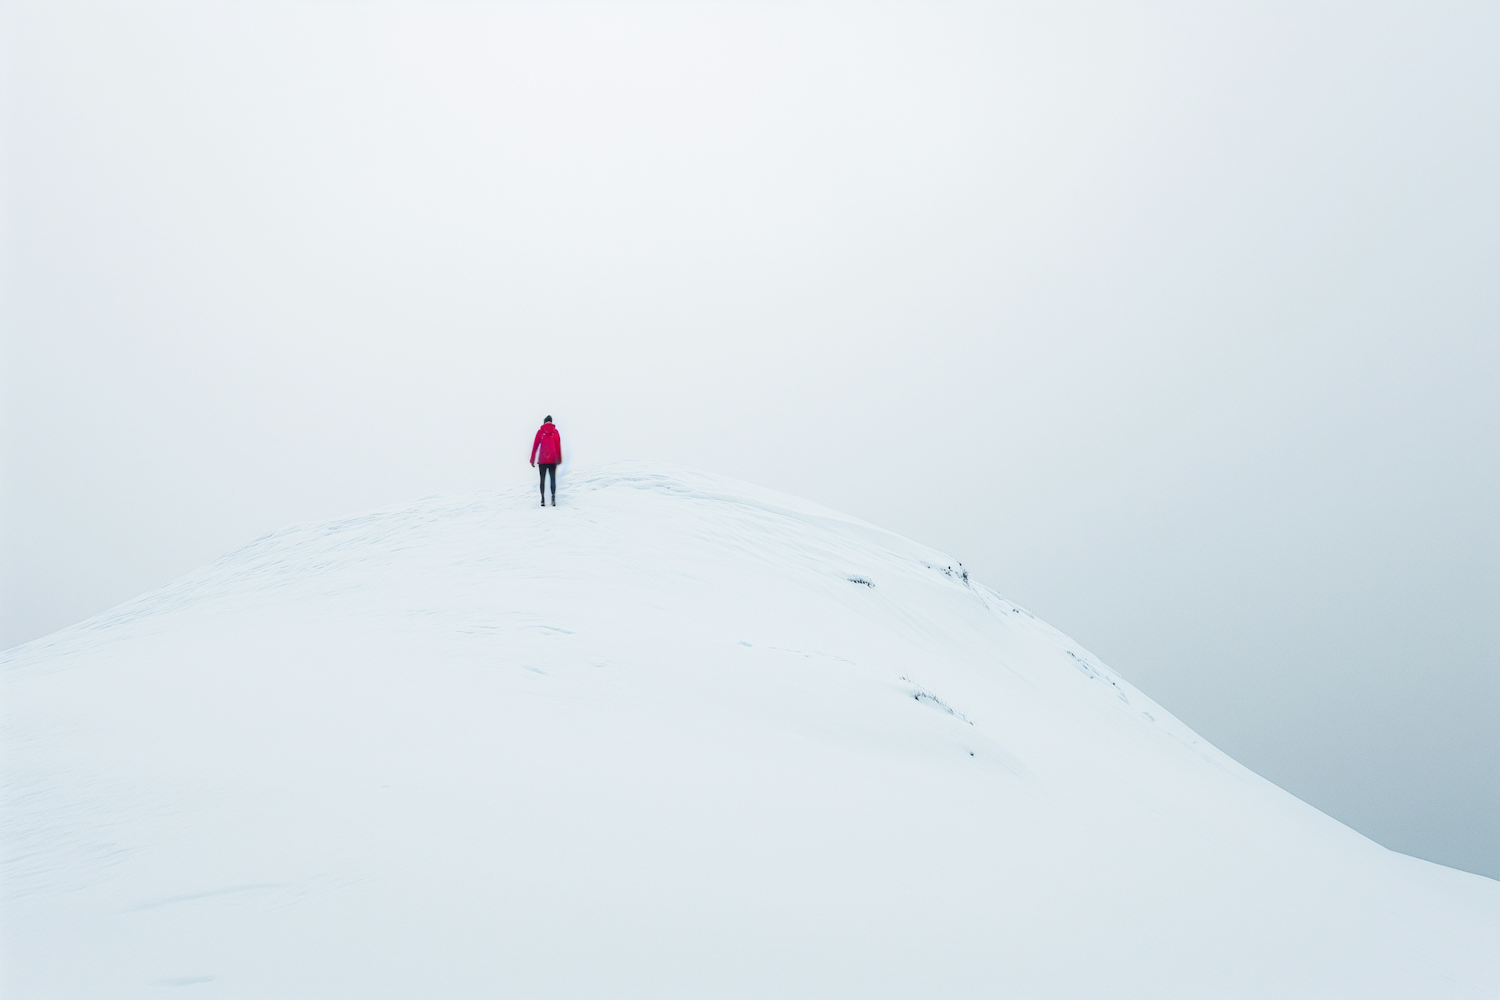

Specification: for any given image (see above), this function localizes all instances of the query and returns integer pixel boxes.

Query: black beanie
[544,415,553,423]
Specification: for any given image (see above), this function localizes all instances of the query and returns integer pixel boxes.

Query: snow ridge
[3,462,1496,998]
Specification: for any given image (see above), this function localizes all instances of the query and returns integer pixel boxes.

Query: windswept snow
[3,463,1496,998]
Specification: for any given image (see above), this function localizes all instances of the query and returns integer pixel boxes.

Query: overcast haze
[3,1,1497,879]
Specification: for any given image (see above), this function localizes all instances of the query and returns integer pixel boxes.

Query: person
[529,416,562,506]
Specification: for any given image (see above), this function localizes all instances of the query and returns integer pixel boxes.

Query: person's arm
[530,429,541,466]
[555,431,562,465]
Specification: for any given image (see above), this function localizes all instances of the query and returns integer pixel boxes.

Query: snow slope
[3,463,1496,998]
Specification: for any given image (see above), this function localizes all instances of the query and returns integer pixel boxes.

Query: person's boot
[540,497,546,507]
[551,495,556,506]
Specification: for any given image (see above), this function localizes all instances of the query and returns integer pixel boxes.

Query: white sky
[3,0,1497,877]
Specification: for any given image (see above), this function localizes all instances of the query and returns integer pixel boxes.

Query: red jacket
[530,423,562,465]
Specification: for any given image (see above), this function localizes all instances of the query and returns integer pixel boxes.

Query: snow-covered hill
[3,464,1496,998]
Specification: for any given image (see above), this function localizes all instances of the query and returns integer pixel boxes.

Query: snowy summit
[3,463,1496,997]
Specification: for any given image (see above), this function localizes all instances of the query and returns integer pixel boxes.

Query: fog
[3,1,1496,878]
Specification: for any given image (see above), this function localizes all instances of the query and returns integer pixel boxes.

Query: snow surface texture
[4,463,1496,998]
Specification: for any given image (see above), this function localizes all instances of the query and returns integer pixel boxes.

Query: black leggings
[538,463,557,501]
